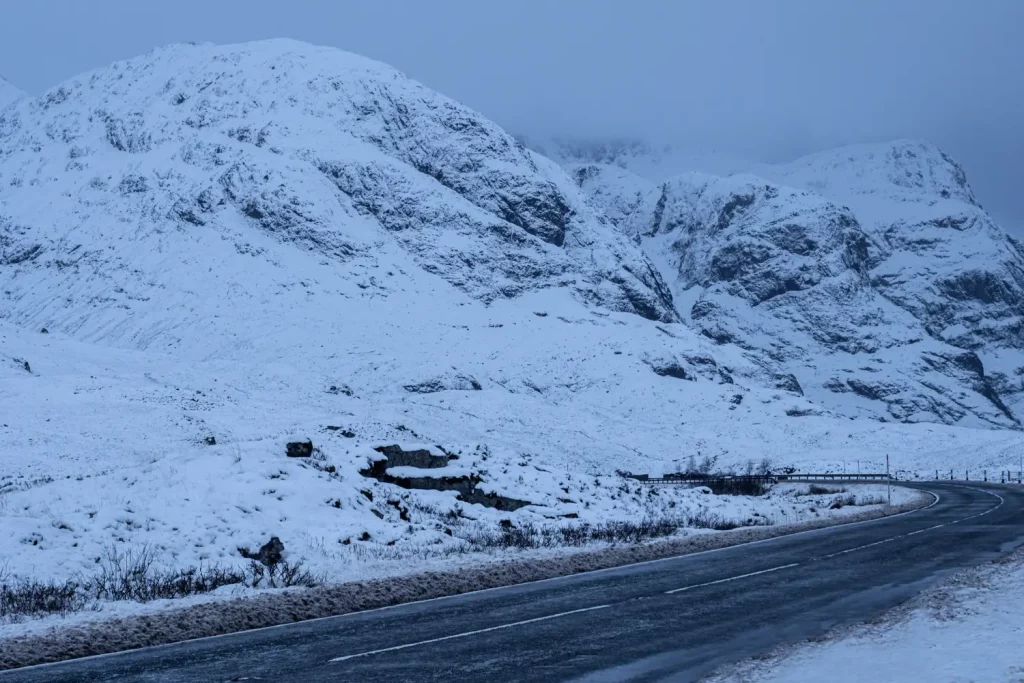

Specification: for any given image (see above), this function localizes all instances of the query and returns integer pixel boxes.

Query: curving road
[4,483,1024,682]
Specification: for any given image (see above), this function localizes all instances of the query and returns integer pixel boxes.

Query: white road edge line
[329,604,611,663]
[816,485,1003,559]
[665,563,800,595]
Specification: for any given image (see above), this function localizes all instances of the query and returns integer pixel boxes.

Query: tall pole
[886,454,891,506]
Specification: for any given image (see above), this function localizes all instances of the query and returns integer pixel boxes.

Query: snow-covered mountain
[562,140,1024,427]
[3,40,1024,594]
[0,39,677,358]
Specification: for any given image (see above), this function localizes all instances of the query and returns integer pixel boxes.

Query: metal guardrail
[623,473,891,485]
[776,473,890,482]
[623,472,1024,485]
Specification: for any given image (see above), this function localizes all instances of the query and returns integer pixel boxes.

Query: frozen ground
[0,297,1015,629]
[712,546,1024,683]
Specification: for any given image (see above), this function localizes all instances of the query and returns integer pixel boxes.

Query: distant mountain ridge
[559,139,1024,427]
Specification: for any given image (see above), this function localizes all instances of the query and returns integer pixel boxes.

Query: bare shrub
[801,484,847,496]
[459,512,771,551]
[244,559,323,589]
[830,494,857,509]
[706,478,770,496]
[0,579,88,620]
[92,545,246,602]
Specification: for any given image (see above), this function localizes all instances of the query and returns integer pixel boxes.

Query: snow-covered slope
[564,141,1024,427]
[0,38,676,359]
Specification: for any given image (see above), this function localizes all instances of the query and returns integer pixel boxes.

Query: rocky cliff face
[0,39,676,357]
[566,143,1023,428]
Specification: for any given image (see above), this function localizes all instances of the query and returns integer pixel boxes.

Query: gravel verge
[0,491,930,671]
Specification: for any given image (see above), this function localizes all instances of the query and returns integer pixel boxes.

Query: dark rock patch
[369,445,452,471]
[238,536,284,566]
[650,362,692,381]
[286,441,314,458]
[772,373,803,395]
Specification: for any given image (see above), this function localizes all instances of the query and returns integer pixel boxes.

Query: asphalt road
[4,482,1024,683]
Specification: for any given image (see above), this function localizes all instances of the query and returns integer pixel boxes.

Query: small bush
[706,478,770,496]
[94,545,245,602]
[459,512,772,551]
[0,579,88,620]
[802,485,847,496]
[244,559,322,589]
[830,494,857,510]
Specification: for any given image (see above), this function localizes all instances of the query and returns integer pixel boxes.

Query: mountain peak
[767,139,978,207]
[0,74,25,109]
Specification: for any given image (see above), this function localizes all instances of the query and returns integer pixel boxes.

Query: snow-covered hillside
[561,140,1024,426]
[2,41,1023,601]
[0,38,675,357]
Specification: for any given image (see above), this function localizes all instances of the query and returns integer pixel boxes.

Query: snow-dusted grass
[0,491,927,670]
[0,303,1004,628]
[712,547,1024,683]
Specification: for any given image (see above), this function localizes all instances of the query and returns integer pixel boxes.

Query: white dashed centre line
[665,563,801,595]
[330,604,611,663]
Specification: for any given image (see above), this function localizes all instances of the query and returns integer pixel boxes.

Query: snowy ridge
[564,141,1024,427]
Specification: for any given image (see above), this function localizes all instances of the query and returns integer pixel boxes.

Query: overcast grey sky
[1,0,1021,228]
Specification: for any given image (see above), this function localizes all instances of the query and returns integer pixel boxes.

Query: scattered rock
[651,362,692,380]
[40,328,48,334]
[369,445,452,471]
[773,373,804,395]
[238,536,284,566]
[387,499,411,522]
[403,374,482,393]
[286,440,314,458]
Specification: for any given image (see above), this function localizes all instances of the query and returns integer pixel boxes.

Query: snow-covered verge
[0,310,994,593]
[0,488,927,670]
[710,546,1024,683]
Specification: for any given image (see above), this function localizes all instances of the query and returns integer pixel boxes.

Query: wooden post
[886,454,891,506]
